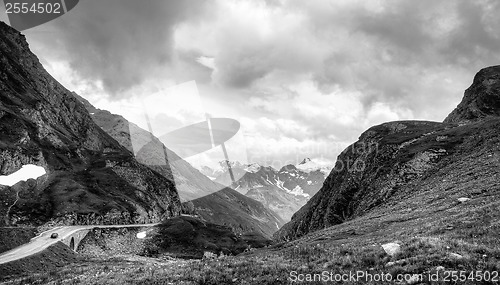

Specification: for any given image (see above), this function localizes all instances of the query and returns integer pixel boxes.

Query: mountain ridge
[276,65,500,241]
[444,65,500,123]
[0,21,181,226]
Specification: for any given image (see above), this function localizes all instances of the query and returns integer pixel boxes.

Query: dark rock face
[444,65,500,124]
[0,22,181,226]
[276,66,500,241]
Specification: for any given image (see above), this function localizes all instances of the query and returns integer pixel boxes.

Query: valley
[1,3,500,284]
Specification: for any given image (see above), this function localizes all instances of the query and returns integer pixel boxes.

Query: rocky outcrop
[275,66,500,241]
[0,22,181,226]
[444,65,500,123]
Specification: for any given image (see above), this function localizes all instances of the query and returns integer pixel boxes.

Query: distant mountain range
[200,158,332,221]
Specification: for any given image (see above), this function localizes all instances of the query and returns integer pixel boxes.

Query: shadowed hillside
[0,21,181,226]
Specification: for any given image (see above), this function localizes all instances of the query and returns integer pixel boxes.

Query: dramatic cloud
[299,0,500,114]
[25,0,208,96]
[16,0,500,168]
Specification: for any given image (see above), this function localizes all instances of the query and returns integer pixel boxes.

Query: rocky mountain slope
[74,94,216,202]
[203,160,328,221]
[276,65,500,241]
[74,95,284,238]
[444,66,500,123]
[0,21,181,226]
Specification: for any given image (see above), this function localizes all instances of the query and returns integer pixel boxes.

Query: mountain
[205,160,329,221]
[74,94,284,238]
[189,188,285,239]
[296,157,333,175]
[0,21,181,226]
[74,93,215,202]
[275,65,500,241]
[444,66,500,123]
[200,166,218,180]
[200,161,262,181]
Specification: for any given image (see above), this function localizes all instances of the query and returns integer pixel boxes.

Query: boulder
[381,242,401,257]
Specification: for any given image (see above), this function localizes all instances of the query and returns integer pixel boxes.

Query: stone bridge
[60,229,90,252]
[0,223,160,265]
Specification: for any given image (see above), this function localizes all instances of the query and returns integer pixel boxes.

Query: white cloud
[364,102,404,126]
[196,56,216,70]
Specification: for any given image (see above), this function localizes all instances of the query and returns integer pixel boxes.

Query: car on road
[50,233,58,239]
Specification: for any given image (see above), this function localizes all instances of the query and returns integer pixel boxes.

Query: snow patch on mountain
[296,157,333,175]
[244,163,261,173]
[290,185,309,197]
[276,177,289,191]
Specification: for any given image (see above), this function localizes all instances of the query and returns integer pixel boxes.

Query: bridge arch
[61,229,90,252]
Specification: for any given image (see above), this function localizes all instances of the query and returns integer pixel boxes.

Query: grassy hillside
[0,227,37,253]
[11,119,499,284]
[5,183,499,284]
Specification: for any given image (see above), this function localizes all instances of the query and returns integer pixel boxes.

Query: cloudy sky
[2,0,500,169]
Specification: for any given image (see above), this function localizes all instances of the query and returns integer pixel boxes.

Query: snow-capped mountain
[200,161,249,180]
[201,159,332,221]
[296,157,334,175]
[244,163,261,173]
[200,166,219,180]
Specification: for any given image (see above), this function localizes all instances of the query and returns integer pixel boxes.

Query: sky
[2,0,500,170]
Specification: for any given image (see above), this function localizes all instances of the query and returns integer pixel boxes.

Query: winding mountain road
[0,223,159,265]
